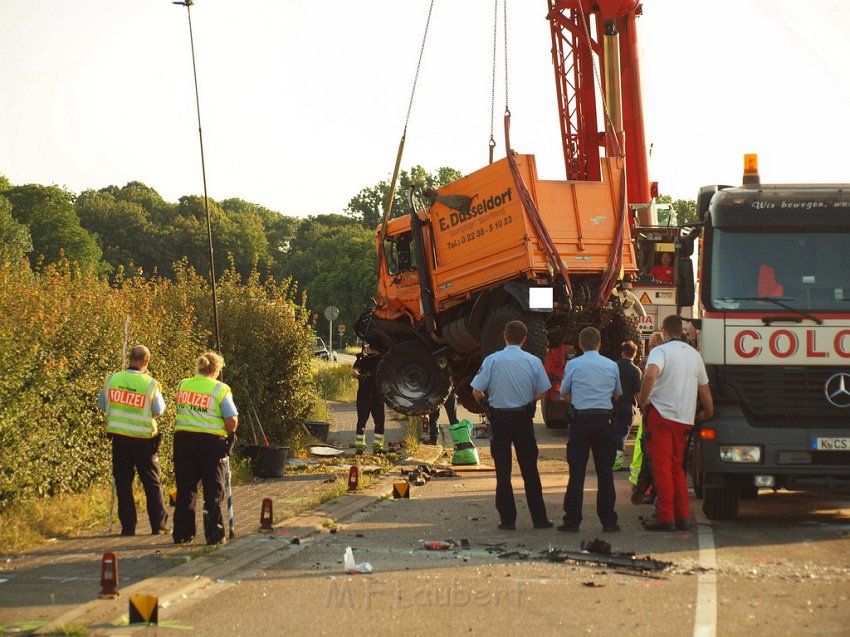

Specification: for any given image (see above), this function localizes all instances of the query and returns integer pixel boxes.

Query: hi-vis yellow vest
[175,375,230,437]
[104,371,159,439]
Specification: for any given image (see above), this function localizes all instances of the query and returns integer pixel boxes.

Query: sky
[1,0,848,218]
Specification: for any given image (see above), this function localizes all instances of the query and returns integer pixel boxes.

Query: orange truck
[355,152,644,416]
[355,1,656,417]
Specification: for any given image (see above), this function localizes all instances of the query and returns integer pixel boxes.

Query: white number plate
[812,437,850,451]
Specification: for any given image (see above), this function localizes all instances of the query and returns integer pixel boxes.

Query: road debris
[547,544,672,572]
[343,547,372,574]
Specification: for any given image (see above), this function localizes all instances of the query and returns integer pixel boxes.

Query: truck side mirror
[675,232,696,308]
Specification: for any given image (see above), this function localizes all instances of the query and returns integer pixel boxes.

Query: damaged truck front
[355,153,644,417]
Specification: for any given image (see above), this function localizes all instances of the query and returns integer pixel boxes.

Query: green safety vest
[104,371,159,439]
[174,375,231,437]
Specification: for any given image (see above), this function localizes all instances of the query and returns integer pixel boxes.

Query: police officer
[98,344,169,536]
[558,326,622,533]
[471,320,553,531]
[172,352,238,545]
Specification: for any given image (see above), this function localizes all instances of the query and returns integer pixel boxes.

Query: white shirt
[646,340,708,425]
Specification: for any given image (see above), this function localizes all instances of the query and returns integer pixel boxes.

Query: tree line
[0,166,462,340]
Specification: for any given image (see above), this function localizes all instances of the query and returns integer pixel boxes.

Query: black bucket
[251,445,289,478]
[304,421,330,442]
[242,444,261,462]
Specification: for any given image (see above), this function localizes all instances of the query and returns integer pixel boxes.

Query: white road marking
[693,520,718,637]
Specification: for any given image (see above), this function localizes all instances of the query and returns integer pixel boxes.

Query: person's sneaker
[675,519,690,531]
[152,526,171,536]
[426,438,438,445]
[602,524,621,532]
[498,523,516,531]
[643,520,676,532]
[557,523,580,532]
[533,519,554,529]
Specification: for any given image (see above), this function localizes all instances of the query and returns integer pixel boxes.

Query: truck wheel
[601,312,641,360]
[455,381,484,414]
[688,439,704,499]
[376,340,451,416]
[480,305,547,360]
[542,397,570,429]
[702,485,740,520]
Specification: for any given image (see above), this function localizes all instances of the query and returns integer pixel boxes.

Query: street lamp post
[173,0,222,355]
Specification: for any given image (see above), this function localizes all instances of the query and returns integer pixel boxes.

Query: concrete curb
[36,446,446,634]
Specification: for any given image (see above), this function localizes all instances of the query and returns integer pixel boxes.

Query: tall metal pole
[174,0,222,355]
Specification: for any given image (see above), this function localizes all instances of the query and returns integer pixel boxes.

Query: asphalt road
[138,419,850,637]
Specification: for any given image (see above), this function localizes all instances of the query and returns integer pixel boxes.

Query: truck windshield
[708,227,850,312]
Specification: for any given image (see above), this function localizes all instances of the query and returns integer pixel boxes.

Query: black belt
[491,403,532,413]
[574,408,613,415]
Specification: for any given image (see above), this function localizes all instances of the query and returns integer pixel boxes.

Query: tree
[0,195,32,261]
[76,189,163,275]
[345,165,463,229]
[4,185,103,272]
[279,215,377,334]
[656,194,697,226]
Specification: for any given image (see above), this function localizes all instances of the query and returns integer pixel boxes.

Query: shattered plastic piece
[343,546,373,574]
[423,540,455,550]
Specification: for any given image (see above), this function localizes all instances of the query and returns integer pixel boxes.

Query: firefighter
[172,352,239,545]
[98,344,169,536]
[351,342,386,454]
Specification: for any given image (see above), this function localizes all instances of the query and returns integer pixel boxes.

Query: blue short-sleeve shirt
[470,345,551,409]
[559,350,622,410]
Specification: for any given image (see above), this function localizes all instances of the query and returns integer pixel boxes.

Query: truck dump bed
[426,153,637,306]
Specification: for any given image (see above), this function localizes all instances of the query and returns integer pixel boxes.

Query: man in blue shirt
[558,326,622,532]
[471,320,553,531]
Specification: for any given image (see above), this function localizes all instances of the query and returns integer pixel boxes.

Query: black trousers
[111,434,168,535]
[489,410,548,526]
[173,430,227,545]
[355,389,385,435]
[563,413,618,528]
[429,393,458,438]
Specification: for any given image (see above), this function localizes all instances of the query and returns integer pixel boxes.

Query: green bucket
[449,419,479,466]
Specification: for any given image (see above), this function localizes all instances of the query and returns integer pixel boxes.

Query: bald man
[99,345,169,536]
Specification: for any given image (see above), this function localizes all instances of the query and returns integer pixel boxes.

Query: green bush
[0,257,318,509]
[313,360,357,402]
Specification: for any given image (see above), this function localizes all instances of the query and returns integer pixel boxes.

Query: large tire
[480,305,547,360]
[702,484,740,520]
[375,341,451,416]
[455,379,484,414]
[542,397,570,430]
[601,312,642,361]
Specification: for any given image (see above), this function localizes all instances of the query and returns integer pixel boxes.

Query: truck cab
[678,161,850,519]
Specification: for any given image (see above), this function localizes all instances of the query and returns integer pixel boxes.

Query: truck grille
[723,366,850,428]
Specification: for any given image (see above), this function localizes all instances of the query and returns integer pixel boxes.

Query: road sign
[338,324,346,333]
[324,306,339,322]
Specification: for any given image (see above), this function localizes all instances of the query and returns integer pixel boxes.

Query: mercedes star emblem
[824,372,850,408]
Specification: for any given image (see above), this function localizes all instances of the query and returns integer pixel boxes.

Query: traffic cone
[99,552,119,599]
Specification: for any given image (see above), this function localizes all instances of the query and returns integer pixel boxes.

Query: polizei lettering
[177,390,212,411]
[438,188,513,232]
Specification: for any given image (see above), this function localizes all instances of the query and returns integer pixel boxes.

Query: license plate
[811,437,850,451]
